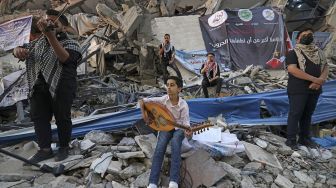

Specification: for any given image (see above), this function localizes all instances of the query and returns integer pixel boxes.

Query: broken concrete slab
[111,145,137,152]
[253,137,268,149]
[221,154,245,167]
[204,0,223,15]
[90,152,112,177]
[278,145,293,156]
[84,130,115,144]
[134,134,157,158]
[112,181,128,188]
[96,3,121,29]
[48,175,77,188]
[215,179,234,188]
[293,170,314,185]
[0,173,34,182]
[40,155,84,171]
[118,137,137,146]
[106,160,123,174]
[80,139,96,151]
[241,176,255,188]
[160,0,169,16]
[121,5,143,37]
[219,161,242,182]
[132,169,150,187]
[243,162,263,171]
[274,174,294,188]
[259,173,274,185]
[242,141,283,170]
[0,180,28,188]
[119,162,146,179]
[183,150,227,188]
[115,151,145,159]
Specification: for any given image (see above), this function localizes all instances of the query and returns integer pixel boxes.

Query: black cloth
[287,93,320,140]
[286,50,322,94]
[31,48,80,149]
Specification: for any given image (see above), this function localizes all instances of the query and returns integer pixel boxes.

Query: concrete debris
[118,137,137,146]
[183,150,227,188]
[243,141,283,170]
[274,174,294,188]
[0,129,335,188]
[115,151,146,159]
[219,161,242,182]
[293,170,314,185]
[84,130,115,144]
[119,162,146,179]
[134,134,157,158]
[241,176,255,188]
[90,152,113,177]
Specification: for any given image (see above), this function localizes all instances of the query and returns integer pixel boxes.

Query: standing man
[200,52,223,98]
[159,34,182,81]
[285,28,329,149]
[139,76,192,188]
[13,9,82,162]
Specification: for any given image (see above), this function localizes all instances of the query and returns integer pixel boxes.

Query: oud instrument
[143,101,213,134]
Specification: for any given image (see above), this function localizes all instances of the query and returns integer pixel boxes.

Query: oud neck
[172,122,190,131]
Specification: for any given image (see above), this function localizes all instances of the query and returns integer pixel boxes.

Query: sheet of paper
[192,127,221,142]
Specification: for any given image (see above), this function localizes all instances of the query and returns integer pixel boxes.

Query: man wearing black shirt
[200,52,223,98]
[159,34,182,81]
[13,10,82,163]
[285,28,329,149]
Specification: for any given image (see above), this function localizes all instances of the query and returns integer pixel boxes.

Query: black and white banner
[199,7,288,70]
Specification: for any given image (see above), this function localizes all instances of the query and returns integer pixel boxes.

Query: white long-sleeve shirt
[143,95,190,128]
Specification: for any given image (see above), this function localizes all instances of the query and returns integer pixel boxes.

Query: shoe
[54,147,69,162]
[25,149,54,165]
[169,181,178,188]
[285,139,299,150]
[298,138,319,148]
[147,183,157,188]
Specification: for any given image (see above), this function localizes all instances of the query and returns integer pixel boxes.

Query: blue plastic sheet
[188,80,336,126]
[312,136,336,148]
[1,80,336,144]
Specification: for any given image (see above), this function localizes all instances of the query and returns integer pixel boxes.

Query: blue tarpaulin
[1,80,336,144]
[312,136,336,148]
[189,80,336,126]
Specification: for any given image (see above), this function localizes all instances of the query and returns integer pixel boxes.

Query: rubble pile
[0,127,335,188]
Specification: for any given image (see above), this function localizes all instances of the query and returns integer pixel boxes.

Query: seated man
[139,76,192,188]
[200,52,223,98]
